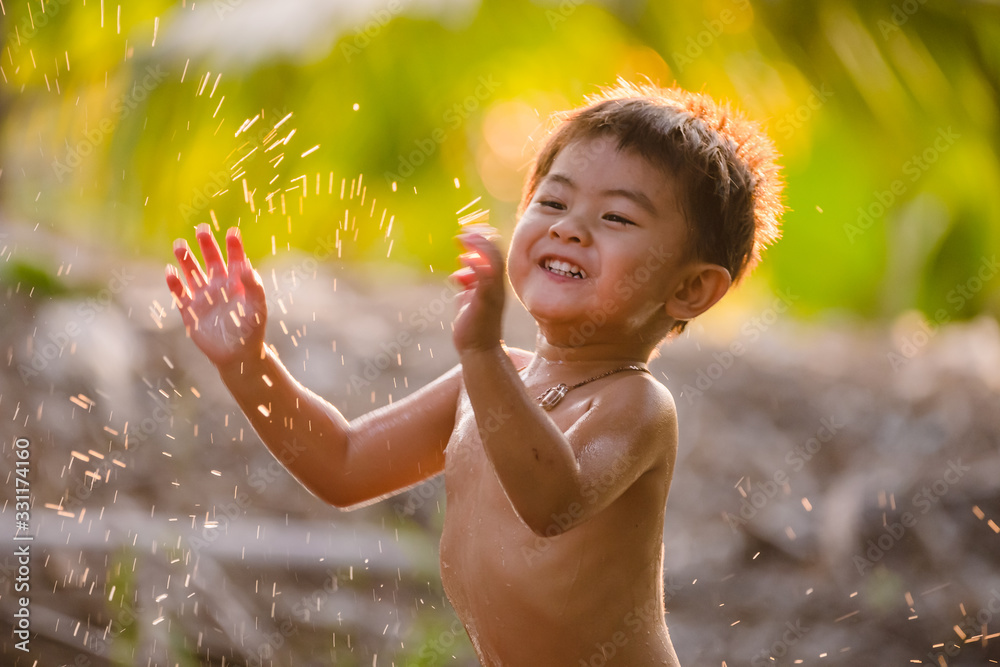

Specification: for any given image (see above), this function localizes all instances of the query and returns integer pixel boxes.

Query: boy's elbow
[320,480,393,511]
[324,495,354,510]
[311,480,367,510]
[321,488,370,511]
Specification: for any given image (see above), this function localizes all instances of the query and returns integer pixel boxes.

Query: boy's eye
[538,200,565,210]
[604,213,635,226]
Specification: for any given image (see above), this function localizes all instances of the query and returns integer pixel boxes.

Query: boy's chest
[444,382,591,483]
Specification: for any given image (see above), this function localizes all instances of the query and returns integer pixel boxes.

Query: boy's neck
[525,332,654,374]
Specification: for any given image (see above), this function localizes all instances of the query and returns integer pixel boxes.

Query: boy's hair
[520,81,785,331]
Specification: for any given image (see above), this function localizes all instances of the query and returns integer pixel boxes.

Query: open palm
[451,230,506,354]
[165,225,268,366]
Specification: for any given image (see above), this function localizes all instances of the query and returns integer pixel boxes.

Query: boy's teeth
[545,259,586,279]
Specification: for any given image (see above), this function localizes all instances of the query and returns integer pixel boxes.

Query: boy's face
[507,136,694,344]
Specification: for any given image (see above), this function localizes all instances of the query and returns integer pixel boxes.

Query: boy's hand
[451,229,505,354]
[165,224,268,367]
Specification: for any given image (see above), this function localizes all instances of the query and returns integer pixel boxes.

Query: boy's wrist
[458,343,512,373]
[215,342,269,378]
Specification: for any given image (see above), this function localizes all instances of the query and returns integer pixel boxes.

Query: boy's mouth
[541,257,587,279]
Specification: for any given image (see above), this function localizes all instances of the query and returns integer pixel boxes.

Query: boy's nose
[548,216,591,245]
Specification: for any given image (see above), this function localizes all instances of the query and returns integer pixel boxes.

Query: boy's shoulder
[506,345,676,429]
[605,365,677,430]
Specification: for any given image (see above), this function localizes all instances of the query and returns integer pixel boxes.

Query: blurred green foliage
[105,546,140,666]
[1,0,998,321]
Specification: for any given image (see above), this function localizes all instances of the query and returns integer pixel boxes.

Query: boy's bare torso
[439,350,679,666]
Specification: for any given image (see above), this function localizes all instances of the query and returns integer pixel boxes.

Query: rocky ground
[1,226,999,666]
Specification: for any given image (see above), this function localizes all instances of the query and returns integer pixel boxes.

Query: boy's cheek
[504,253,526,282]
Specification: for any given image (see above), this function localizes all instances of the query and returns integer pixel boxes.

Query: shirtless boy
[166,81,783,666]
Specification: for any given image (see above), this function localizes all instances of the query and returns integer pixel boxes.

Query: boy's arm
[459,346,675,534]
[167,225,459,508]
[452,232,675,535]
[216,348,460,508]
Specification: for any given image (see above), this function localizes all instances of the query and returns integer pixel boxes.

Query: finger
[173,238,209,293]
[457,244,502,293]
[225,228,251,297]
[457,251,493,280]
[240,262,267,308]
[456,232,505,274]
[453,288,475,314]
[450,266,477,290]
[459,222,500,241]
[225,227,247,276]
[164,264,191,309]
[196,223,227,282]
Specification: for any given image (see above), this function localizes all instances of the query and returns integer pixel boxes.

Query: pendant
[537,383,570,411]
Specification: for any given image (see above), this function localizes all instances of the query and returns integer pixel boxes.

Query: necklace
[531,365,651,411]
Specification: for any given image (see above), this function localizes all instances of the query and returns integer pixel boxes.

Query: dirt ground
[2,227,999,666]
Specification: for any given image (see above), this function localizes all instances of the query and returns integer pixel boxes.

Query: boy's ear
[664,263,732,321]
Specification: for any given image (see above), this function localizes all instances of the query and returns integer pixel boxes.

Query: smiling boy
[166,81,783,665]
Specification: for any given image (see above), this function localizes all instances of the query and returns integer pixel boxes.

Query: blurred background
[1,0,999,665]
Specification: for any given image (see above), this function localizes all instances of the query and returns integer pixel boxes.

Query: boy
[165,81,783,666]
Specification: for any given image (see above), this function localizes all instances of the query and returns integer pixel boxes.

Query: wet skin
[439,350,678,666]
[165,138,731,665]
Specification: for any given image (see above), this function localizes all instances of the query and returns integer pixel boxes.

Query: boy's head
[518,81,784,334]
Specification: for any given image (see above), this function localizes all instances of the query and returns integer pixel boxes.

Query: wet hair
[520,81,785,331]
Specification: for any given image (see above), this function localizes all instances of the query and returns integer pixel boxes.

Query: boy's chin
[532,313,608,341]
[524,303,589,326]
